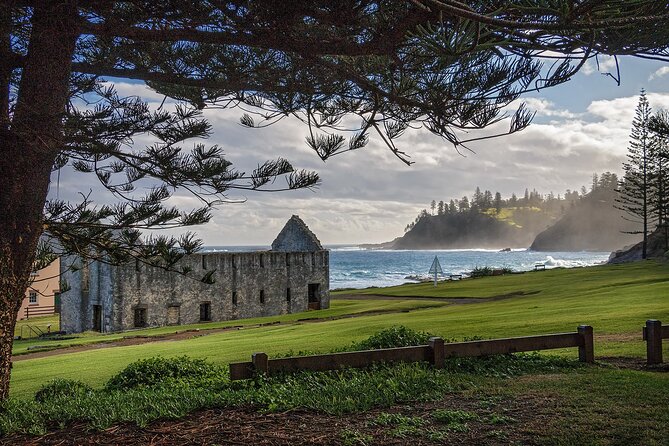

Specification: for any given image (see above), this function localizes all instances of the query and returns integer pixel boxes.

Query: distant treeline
[405,172,619,233]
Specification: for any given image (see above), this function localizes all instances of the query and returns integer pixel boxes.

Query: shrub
[34,379,94,403]
[105,356,223,391]
[470,266,513,278]
[350,326,433,350]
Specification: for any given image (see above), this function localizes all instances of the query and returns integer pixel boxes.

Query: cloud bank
[51,82,669,246]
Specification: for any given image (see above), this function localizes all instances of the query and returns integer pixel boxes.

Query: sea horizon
[202,245,611,290]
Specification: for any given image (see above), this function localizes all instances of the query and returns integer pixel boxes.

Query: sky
[51,56,669,246]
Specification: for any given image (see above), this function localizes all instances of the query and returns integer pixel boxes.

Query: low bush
[34,379,94,403]
[470,266,514,278]
[349,326,434,350]
[105,356,224,391]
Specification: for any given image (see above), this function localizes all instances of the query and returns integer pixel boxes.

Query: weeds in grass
[489,413,516,425]
[340,429,373,446]
[0,328,585,437]
[477,395,504,409]
[372,412,426,438]
[372,412,425,427]
[431,409,479,424]
[443,352,582,378]
[487,429,509,440]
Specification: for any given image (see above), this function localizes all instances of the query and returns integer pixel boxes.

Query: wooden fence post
[252,352,269,376]
[577,325,594,363]
[429,337,445,368]
[645,320,663,365]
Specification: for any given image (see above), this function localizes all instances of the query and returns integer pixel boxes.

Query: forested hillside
[530,173,640,251]
[383,173,637,250]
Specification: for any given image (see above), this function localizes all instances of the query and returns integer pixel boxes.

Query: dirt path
[11,306,433,362]
[13,292,536,362]
[11,325,249,362]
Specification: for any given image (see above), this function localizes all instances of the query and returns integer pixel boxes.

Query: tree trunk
[0,0,79,401]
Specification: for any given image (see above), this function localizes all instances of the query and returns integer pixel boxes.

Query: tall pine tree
[649,110,669,250]
[617,90,656,258]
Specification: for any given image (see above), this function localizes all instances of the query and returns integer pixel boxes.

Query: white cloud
[649,66,669,81]
[582,55,618,76]
[50,79,669,245]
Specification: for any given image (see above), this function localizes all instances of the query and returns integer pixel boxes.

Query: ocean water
[204,245,611,290]
[328,247,610,289]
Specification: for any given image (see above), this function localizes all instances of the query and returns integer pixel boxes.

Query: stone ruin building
[60,216,329,333]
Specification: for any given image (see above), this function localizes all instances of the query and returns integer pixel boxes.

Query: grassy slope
[11,300,446,355]
[9,262,669,399]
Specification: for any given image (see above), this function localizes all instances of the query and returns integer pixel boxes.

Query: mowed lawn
[9,261,669,399]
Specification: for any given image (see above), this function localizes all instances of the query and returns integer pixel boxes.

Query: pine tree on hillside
[649,110,669,250]
[616,90,656,259]
[459,196,470,213]
[494,192,503,214]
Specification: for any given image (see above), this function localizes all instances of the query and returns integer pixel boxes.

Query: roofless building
[60,216,329,333]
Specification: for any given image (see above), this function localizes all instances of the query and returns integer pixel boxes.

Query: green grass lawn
[11,299,447,356]
[14,315,59,339]
[8,261,669,400]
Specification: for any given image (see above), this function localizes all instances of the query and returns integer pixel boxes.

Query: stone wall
[61,250,329,333]
[60,256,117,333]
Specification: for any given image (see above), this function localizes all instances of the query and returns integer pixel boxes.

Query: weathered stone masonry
[60,216,329,333]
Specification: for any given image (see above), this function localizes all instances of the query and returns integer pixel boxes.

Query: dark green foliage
[34,379,94,403]
[253,363,466,414]
[349,326,433,350]
[0,351,584,436]
[105,356,224,391]
[470,266,513,278]
[442,352,582,378]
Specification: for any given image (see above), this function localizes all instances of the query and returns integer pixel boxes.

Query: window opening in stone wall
[202,255,207,270]
[28,291,37,304]
[259,254,264,268]
[232,256,237,269]
[286,253,290,266]
[134,308,147,328]
[81,262,89,292]
[259,289,265,304]
[93,305,102,332]
[167,305,180,325]
[286,288,291,302]
[54,292,61,313]
[200,302,211,321]
[311,253,315,268]
[308,283,321,310]
[232,291,237,305]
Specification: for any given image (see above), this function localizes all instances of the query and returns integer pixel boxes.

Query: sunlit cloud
[50,72,669,245]
[649,66,669,81]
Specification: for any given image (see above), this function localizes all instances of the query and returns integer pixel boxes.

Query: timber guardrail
[229,325,594,380]
[643,319,668,365]
[24,305,56,319]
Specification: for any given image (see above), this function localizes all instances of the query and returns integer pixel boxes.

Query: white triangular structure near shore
[428,256,443,286]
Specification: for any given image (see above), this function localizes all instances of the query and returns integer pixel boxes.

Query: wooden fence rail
[229,325,594,380]
[24,306,56,319]
[643,319,668,365]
